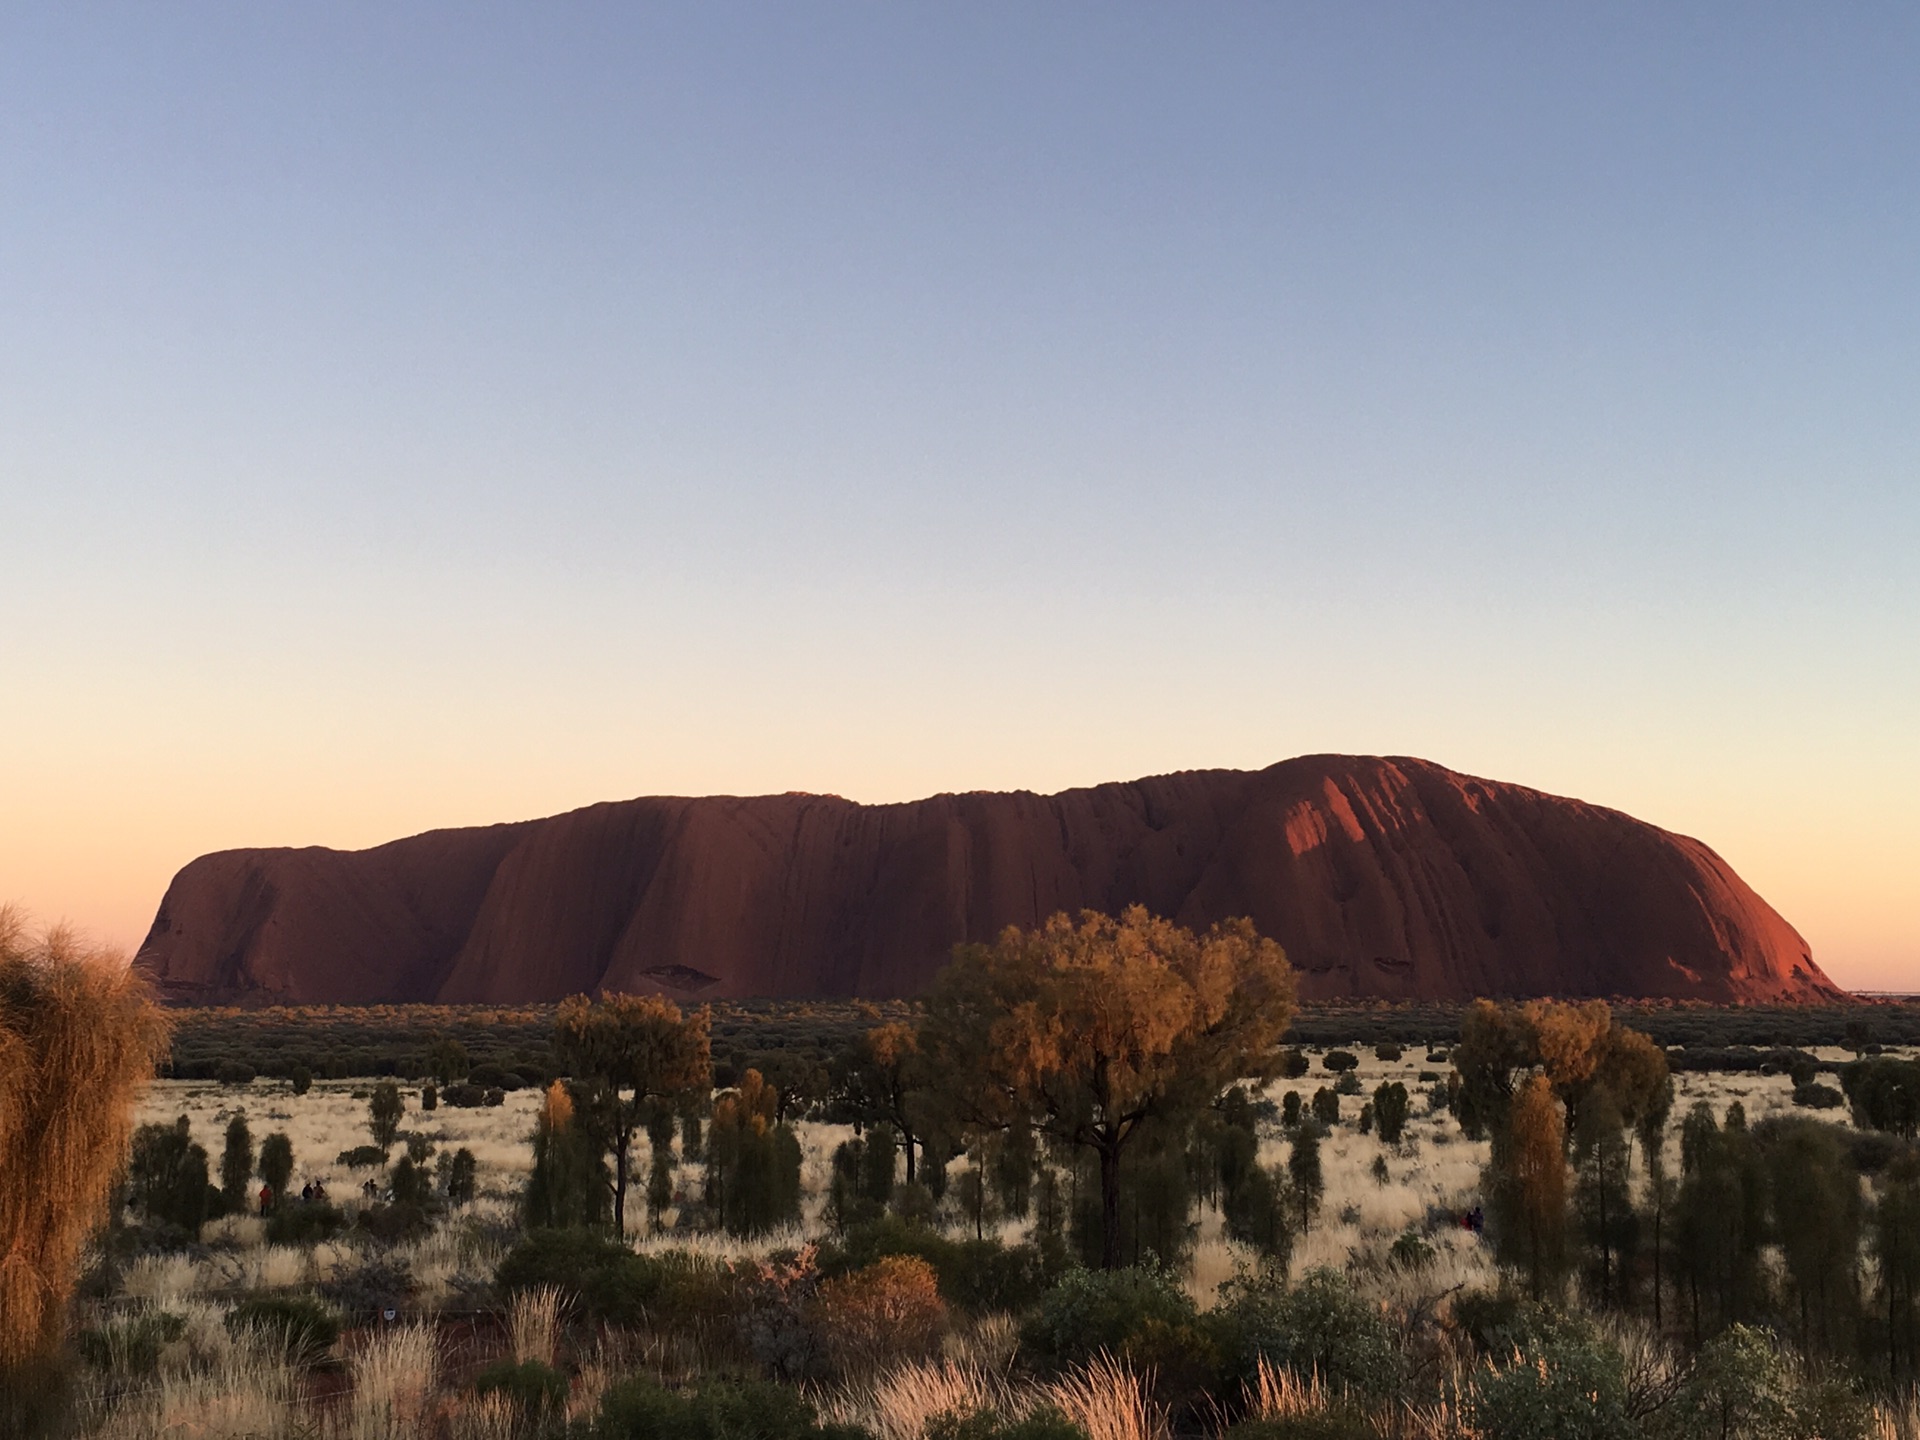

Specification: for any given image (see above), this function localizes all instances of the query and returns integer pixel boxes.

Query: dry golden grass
[0,909,170,1374]
[509,1285,566,1367]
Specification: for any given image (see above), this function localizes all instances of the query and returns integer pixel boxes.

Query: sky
[1,6,1915,990]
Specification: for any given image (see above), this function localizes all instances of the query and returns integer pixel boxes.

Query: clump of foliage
[921,907,1294,1270]
[224,1295,340,1362]
[592,1375,871,1440]
[706,1069,804,1237]
[821,1215,1052,1314]
[1213,1267,1402,1398]
[473,1358,569,1421]
[554,992,712,1236]
[367,1079,404,1152]
[128,1116,212,1235]
[258,1132,294,1198]
[812,1254,947,1374]
[496,1229,723,1327]
[1020,1261,1197,1369]
[266,1199,346,1245]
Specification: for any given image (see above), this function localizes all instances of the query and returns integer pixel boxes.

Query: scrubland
[63,1041,1906,1440]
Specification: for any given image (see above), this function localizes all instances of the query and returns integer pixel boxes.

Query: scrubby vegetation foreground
[11,908,1920,1439]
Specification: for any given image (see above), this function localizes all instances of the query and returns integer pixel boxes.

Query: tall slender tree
[219,1112,254,1211]
[554,993,711,1235]
[1492,1073,1569,1301]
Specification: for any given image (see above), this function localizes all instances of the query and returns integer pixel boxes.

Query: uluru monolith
[134,755,1839,1005]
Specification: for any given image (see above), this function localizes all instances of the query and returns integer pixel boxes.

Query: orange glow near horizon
[7,721,1913,994]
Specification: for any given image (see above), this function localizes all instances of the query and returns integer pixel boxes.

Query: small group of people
[1458,1204,1485,1234]
[256,1178,329,1214]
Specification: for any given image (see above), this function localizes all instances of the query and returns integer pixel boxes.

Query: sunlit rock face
[135,755,1840,1005]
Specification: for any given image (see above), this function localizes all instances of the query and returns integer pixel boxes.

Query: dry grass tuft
[0,908,170,1374]
[91,1326,301,1440]
[1248,1359,1337,1420]
[334,1322,440,1440]
[1043,1355,1167,1440]
[829,1359,1015,1440]
[509,1285,567,1367]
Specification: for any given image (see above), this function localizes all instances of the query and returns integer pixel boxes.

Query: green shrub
[822,1216,1053,1314]
[1212,1269,1401,1398]
[592,1375,870,1440]
[265,1199,346,1245]
[356,1201,432,1242]
[258,1132,294,1197]
[1660,1324,1871,1440]
[1374,1043,1403,1062]
[496,1229,730,1327]
[926,1408,1089,1440]
[1021,1262,1196,1369]
[473,1359,569,1420]
[319,1257,413,1318]
[1323,1051,1359,1074]
[1792,1082,1845,1110]
[225,1295,340,1361]
[443,1147,477,1203]
[76,1312,187,1375]
[1470,1317,1627,1440]
[336,1145,389,1169]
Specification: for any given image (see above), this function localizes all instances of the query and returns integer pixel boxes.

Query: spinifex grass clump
[0,907,169,1425]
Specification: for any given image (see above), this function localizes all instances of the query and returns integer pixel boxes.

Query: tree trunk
[613,1129,629,1236]
[904,1128,917,1184]
[1099,1141,1122,1270]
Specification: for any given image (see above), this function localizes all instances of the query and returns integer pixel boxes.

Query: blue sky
[1,6,1915,985]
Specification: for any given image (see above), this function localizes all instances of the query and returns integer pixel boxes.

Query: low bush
[592,1376,871,1440]
[214,1058,256,1085]
[266,1199,346,1245]
[336,1145,389,1169]
[1469,1315,1627,1440]
[76,1311,187,1375]
[1374,1043,1403,1062]
[1213,1268,1402,1398]
[496,1228,731,1327]
[1660,1324,1872,1440]
[1323,1051,1359,1074]
[473,1358,570,1420]
[1021,1262,1196,1370]
[357,1201,433,1242]
[812,1255,947,1375]
[821,1216,1054,1314]
[1793,1081,1845,1110]
[319,1257,413,1319]
[225,1295,340,1361]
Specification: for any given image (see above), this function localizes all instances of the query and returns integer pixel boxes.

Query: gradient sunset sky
[2,7,1915,989]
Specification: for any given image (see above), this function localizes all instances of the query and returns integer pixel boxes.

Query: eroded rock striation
[135,755,1839,1005]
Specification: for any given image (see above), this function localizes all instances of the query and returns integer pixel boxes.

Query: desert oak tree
[554,992,711,1235]
[921,907,1295,1269]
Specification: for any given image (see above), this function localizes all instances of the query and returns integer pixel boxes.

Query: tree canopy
[921,906,1294,1268]
[554,992,712,1235]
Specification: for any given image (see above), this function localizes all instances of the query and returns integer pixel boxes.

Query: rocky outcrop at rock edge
[134,755,1841,1006]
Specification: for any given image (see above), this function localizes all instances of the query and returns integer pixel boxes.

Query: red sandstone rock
[134,755,1841,1005]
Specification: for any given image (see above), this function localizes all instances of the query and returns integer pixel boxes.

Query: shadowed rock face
[134,755,1840,1005]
